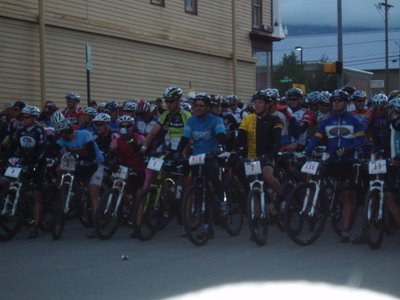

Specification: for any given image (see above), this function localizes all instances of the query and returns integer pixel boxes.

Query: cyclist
[123,101,137,118]
[62,92,84,129]
[175,93,227,216]
[221,97,238,152]
[54,118,104,238]
[286,88,316,150]
[80,107,98,134]
[154,97,166,116]
[305,89,365,242]
[92,113,113,159]
[135,100,158,137]
[368,93,390,157]
[210,95,222,117]
[317,91,332,123]
[141,86,191,154]
[227,94,246,124]
[5,105,46,238]
[104,101,120,133]
[234,89,285,206]
[38,101,59,127]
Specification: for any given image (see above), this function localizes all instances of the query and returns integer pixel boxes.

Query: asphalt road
[1,218,399,300]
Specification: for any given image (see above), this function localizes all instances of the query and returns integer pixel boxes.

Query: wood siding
[0,0,274,108]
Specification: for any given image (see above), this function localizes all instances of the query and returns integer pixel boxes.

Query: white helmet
[50,111,65,125]
[54,118,71,133]
[123,101,137,112]
[84,107,98,117]
[21,105,41,117]
[93,113,111,123]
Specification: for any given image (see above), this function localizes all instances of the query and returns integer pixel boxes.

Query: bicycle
[132,155,183,241]
[182,152,244,246]
[51,153,94,240]
[0,158,53,241]
[94,164,137,240]
[285,154,359,246]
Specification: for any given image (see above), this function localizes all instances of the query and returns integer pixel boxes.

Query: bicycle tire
[365,190,384,250]
[132,187,160,241]
[40,184,58,233]
[158,179,176,229]
[52,184,68,240]
[77,189,93,228]
[285,183,328,246]
[0,191,24,241]
[182,185,211,246]
[95,188,122,240]
[247,189,268,246]
[222,178,244,236]
[330,190,358,237]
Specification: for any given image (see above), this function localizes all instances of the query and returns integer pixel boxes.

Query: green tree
[272,51,306,95]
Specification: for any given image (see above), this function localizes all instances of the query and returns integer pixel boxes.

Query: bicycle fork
[60,173,75,214]
[2,181,22,216]
[300,179,321,217]
[105,180,127,217]
[367,178,384,222]
[249,179,266,218]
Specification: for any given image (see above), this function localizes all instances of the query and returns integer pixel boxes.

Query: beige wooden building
[0,0,282,109]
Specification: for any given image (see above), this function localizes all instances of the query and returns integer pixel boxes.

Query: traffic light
[323,61,343,74]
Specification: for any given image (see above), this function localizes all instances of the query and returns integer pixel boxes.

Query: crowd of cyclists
[1,84,400,247]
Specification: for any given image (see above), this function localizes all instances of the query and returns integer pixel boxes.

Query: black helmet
[253,89,274,102]
[330,89,350,102]
[194,93,211,106]
[285,88,304,99]
[163,86,183,100]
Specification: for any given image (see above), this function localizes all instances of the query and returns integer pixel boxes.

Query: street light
[295,46,303,64]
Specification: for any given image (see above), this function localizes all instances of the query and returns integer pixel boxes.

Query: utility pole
[337,0,344,88]
[378,0,393,95]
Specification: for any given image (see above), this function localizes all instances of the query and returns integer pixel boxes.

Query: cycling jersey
[291,107,317,146]
[94,131,113,157]
[237,113,283,158]
[62,107,84,129]
[272,105,299,147]
[110,132,145,170]
[369,116,390,157]
[305,111,365,160]
[136,115,158,136]
[390,117,400,159]
[158,108,191,150]
[181,113,226,155]
[57,130,104,164]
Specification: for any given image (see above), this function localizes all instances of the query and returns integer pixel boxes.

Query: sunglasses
[119,124,132,128]
[321,104,331,107]
[288,98,298,101]
[194,104,206,108]
[22,115,33,119]
[165,99,177,104]
[355,99,365,103]
[332,98,345,103]
[94,123,106,127]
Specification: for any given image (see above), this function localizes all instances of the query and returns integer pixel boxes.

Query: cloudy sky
[280,0,400,28]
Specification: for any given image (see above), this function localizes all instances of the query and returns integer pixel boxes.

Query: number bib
[113,166,129,180]
[368,160,387,175]
[244,160,262,176]
[4,167,22,179]
[147,157,164,171]
[189,154,206,166]
[301,161,320,175]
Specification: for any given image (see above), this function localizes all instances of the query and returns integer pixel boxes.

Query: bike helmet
[123,101,137,112]
[50,111,65,125]
[389,97,400,113]
[319,91,332,104]
[21,105,41,117]
[306,91,321,105]
[370,93,388,108]
[180,102,192,112]
[12,100,26,110]
[253,89,274,102]
[65,92,81,102]
[84,107,98,117]
[226,95,239,104]
[54,118,72,133]
[163,86,183,100]
[351,90,367,101]
[210,95,222,106]
[330,89,350,101]
[193,93,211,106]
[136,100,151,114]
[389,89,400,100]
[341,86,356,96]
[104,101,119,113]
[117,115,135,125]
[93,113,111,123]
[285,88,304,99]
[44,101,59,114]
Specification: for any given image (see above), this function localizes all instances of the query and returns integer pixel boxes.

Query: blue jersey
[305,112,365,159]
[182,113,226,155]
[57,130,104,164]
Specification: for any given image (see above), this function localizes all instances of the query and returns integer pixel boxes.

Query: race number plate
[4,167,22,178]
[60,154,77,171]
[301,161,320,175]
[114,166,129,180]
[189,154,206,166]
[147,157,164,171]
[244,160,262,176]
[368,160,387,175]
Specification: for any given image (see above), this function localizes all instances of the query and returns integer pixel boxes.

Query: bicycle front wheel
[52,184,68,240]
[132,187,160,241]
[285,183,328,246]
[95,188,122,240]
[247,189,268,246]
[182,186,211,246]
[0,191,24,241]
[223,178,244,236]
[365,190,384,250]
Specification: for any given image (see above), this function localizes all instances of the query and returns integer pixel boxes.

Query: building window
[185,0,197,15]
[252,0,262,28]
[151,0,165,6]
